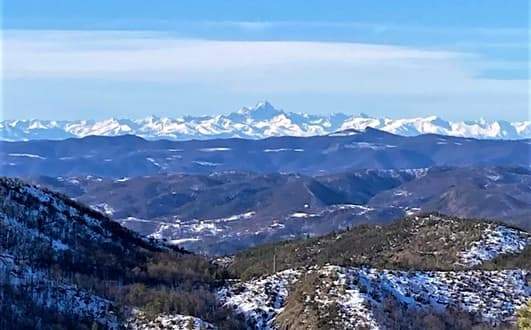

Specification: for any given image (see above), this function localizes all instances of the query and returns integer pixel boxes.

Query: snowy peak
[238,100,284,121]
[1,102,530,141]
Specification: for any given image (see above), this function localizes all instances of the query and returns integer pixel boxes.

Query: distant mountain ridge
[2,129,529,179]
[2,101,530,141]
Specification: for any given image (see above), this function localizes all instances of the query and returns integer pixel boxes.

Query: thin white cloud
[185,20,530,40]
[4,30,464,83]
[2,30,528,113]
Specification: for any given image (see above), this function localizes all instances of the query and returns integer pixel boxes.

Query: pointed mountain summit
[238,101,284,121]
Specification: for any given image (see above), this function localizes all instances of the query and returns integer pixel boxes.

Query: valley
[22,166,531,255]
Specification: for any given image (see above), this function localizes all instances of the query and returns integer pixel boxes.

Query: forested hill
[219,214,530,329]
[0,177,242,329]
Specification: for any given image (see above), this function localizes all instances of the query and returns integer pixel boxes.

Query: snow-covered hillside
[2,102,530,141]
[127,311,215,330]
[221,213,530,329]
[459,224,529,266]
[0,252,120,329]
[218,269,301,329]
[0,178,225,329]
[220,266,530,329]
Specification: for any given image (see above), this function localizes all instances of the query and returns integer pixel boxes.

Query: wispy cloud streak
[2,30,528,121]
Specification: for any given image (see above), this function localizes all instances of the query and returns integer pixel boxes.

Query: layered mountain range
[23,166,531,255]
[2,128,529,178]
[2,102,530,141]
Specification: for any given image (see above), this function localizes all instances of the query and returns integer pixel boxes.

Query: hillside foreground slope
[220,214,530,329]
[0,177,242,329]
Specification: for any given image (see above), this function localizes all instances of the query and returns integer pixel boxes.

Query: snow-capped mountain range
[2,101,530,141]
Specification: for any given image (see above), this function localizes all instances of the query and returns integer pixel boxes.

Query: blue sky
[2,1,529,121]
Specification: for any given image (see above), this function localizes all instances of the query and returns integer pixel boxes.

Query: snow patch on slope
[459,225,529,266]
[8,153,46,159]
[218,269,301,329]
[351,267,529,325]
[0,253,120,329]
[315,266,380,329]
[221,265,529,329]
[127,310,214,330]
